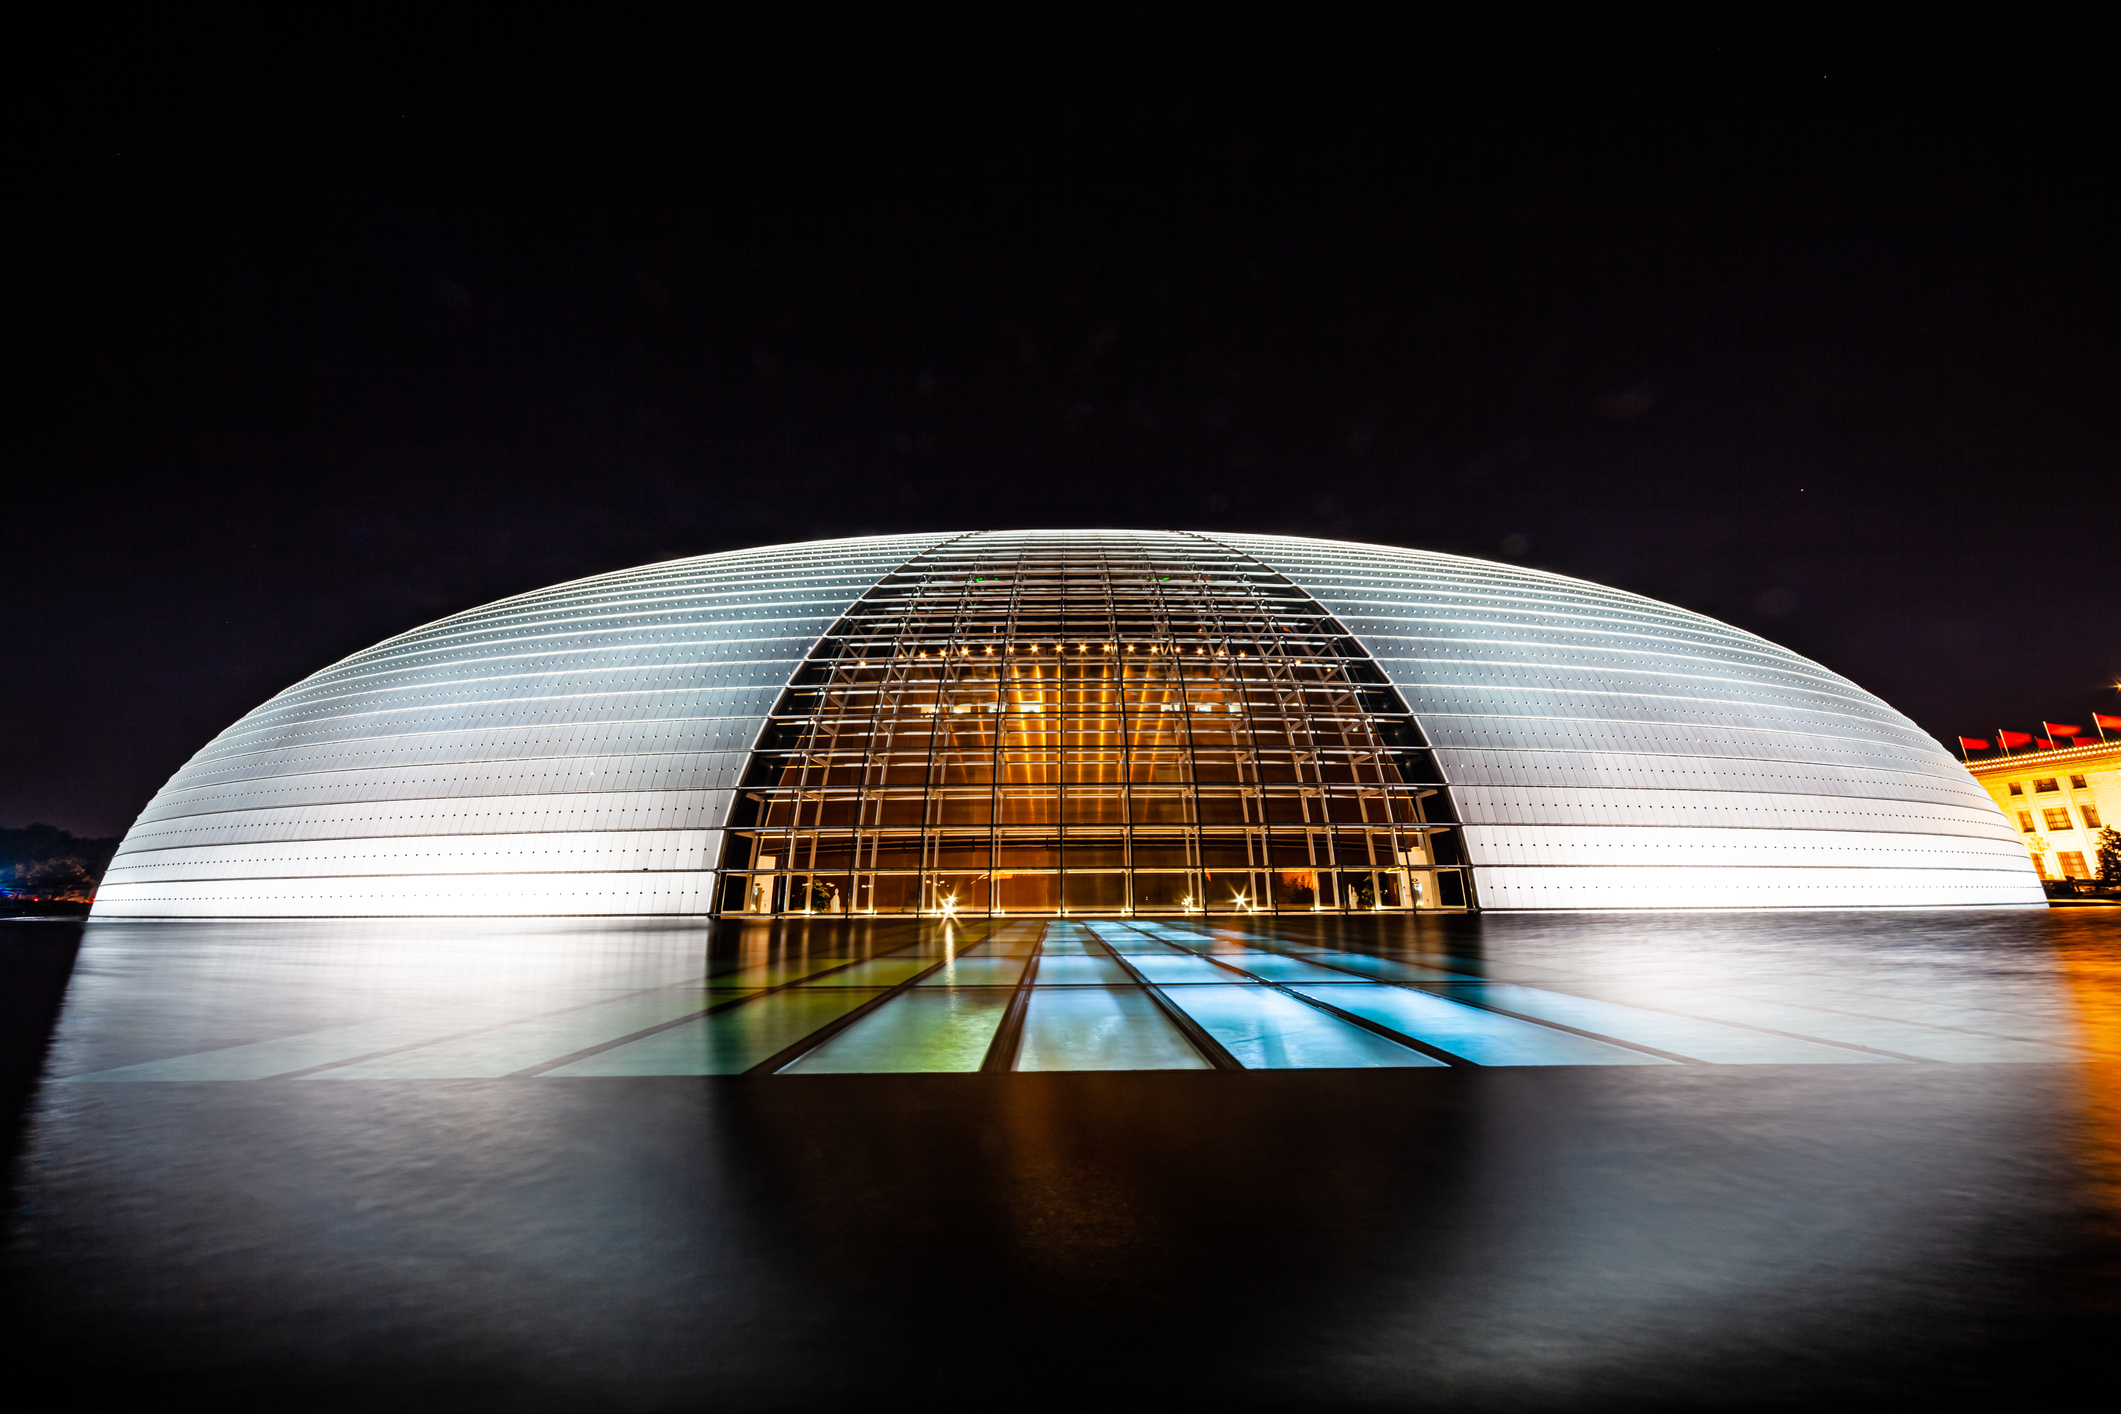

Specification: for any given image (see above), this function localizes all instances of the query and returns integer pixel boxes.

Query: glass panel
[547,991,886,1075]
[796,958,936,988]
[1153,985,1443,1068]
[312,988,721,1079]
[1284,985,1672,1066]
[1432,984,1905,1065]
[1273,950,1471,982]
[1127,954,1242,985]
[916,955,1030,986]
[1082,922,1188,954]
[706,955,871,991]
[1206,952,1376,985]
[1016,988,1212,1071]
[780,990,1011,1073]
[1033,955,1135,984]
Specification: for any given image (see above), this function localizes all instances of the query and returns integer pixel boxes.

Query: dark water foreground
[2,909,2118,1410]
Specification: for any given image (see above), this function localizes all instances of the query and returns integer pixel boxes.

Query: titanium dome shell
[91,530,2040,916]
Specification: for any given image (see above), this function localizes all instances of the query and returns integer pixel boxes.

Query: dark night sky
[7,14,2118,838]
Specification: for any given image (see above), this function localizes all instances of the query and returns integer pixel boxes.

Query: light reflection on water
[4,908,2119,1407]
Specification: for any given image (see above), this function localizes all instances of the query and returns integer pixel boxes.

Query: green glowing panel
[781,990,1011,1073]
[706,956,876,990]
[546,991,885,1075]
[796,958,935,988]
[917,955,1029,986]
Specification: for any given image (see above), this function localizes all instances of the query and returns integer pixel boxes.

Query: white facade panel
[92,871,721,918]
[102,829,719,881]
[1460,825,2033,872]
[1472,866,2042,910]
[114,789,731,850]
[1207,532,2044,909]
[1450,785,2014,838]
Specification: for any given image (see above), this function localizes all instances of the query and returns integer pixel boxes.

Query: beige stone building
[1965,739,2121,880]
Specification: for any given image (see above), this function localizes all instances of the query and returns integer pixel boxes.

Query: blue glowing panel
[1032,955,1136,985]
[1431,983,1903,1064]
[1274,951,1471,983]
[1155,984,1445,1068]
[1126,955,1243,985]
[1017,988,1211,1071]
[1285,985,1671,1066]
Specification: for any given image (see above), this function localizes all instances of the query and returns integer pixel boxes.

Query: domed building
[91,530,2040,917]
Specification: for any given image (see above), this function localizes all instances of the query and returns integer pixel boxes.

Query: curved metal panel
[96,529,2040,917]
[1206,532,2042,909]
[93,534,951,916]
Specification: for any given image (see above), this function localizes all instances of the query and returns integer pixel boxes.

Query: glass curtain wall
[719,532,1470,917]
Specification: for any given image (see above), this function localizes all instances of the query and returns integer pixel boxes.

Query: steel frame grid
[719,532,1472,918]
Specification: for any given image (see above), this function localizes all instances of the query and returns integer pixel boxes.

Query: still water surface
[4,909,2119,1407]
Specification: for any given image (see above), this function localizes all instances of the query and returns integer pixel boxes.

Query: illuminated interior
[719,532,1468,916]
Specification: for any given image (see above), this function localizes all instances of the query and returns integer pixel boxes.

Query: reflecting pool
[3,908,2118,1408]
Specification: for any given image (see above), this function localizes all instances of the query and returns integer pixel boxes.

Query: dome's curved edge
[93,530,2044,917]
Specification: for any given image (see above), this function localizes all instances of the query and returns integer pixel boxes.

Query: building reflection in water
[2,910,2116,1406]
[2056,918,2121,1229]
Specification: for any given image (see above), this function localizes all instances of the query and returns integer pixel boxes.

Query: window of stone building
[2008,782,2025,796]
[2018,810,2036,832]
[2033,855,2052,880]
[2084,805,2104,830]
[2070,774,2089,790]
[2058,851,2090,879]
[2034,778,2060,792]
[2042,807,2074,832]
